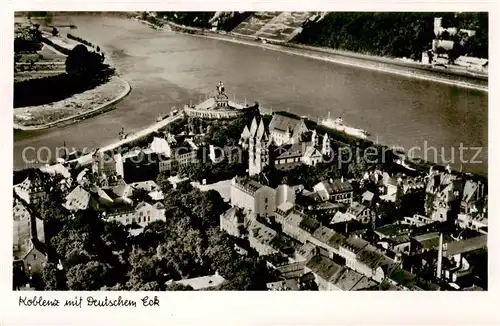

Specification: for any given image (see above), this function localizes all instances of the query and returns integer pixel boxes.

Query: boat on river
[320,112,369,139]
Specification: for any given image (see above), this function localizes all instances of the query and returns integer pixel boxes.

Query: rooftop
[315,179,353,194]
[174,273,226,290]
[445,235,487,257]
[306,255,343,281]
[269,112,306,135]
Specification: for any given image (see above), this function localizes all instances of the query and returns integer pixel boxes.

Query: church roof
[249,117,258,137]
[269,113,306,136]
[241,125,251,139]
[255,119,267,141]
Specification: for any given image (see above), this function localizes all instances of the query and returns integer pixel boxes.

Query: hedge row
[67,34,94,48]
[41,37,71,55]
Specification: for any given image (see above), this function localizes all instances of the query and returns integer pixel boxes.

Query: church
[240,112,333,176]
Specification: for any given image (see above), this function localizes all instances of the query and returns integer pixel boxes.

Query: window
[265,198,268,203]
[132,218,136,223]
[33,254,36,259]
[148,216,151,222]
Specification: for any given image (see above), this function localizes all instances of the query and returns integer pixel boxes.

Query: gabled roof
[462,180,478,203]
[269,113,307,136]
[303,145,321,159]
[249,117,258,137]
[240,125,251,139]
[112,184,134,198]
[64,185,91,211]
[315,179,353,194]
[306,255,343,281]
[39,164,71,179]
[255,119,267,141]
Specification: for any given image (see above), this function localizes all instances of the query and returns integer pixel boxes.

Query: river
[14,15,488,176]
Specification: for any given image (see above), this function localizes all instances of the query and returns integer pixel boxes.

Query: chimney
[436,232,444,280]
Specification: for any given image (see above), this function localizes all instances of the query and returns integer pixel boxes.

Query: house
[425,171,459,222]
[457,213,487,234]
[275,204,318,244]
[339,237,398,283]
[158,139,199,172]
[265,252,306,279]
[92,151,123,178]
[63,185,93,211]
[312,178,353,204]
[14,176,46,205]
[380,172,399,202]
[13,199,45,255]
[273,142,322,170]
[170,272,226,290]
[295,242,317,262]
[361,190,375,205]
[345,202,376,224]
[150,136,172,157]
[248,219,278,256]
[268,112,308,146]
[219,207,245,237]
[230,177,276,217]
[460,180,485,214]
[410,232,454,254]
[267,278,300,291]
[309,226,346,259]
[304,255,377,291]
[107,202,166,227]
[275,184,296,207]
[301,145,323,166]
[273,143,305,170]
[403,214,433,227]
[13,239,48,275]
[374,223,412,253]
[305,255,343,291]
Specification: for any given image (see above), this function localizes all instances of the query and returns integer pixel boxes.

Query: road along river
[14,15,488,176]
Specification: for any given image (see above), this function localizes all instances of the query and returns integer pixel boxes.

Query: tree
[156,171,173,193]
[130,188,151,204]
[42,262,67,290]
[65,44,104,76]
[66,261,112,290]
[166,283,194,291]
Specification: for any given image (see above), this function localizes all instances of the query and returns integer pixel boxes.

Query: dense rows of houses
[223,109,488,291]
[13,82,488,291]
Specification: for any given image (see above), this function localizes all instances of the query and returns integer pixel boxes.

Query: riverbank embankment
[14,77,131,131]
[163,20,488,93]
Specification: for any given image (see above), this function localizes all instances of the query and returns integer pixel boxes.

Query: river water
[14,15,488,176]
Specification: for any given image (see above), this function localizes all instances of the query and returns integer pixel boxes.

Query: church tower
[311,129,318,147]
[249,119,269,176]
[321,133,332,156]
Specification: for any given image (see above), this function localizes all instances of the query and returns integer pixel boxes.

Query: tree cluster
[37,180,267,290]
[14,44,113,108]
[294,12,488,60]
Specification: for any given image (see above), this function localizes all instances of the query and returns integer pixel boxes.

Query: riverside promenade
[72,112,183,166]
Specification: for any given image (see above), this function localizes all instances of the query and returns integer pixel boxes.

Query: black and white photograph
[12,10,488,295]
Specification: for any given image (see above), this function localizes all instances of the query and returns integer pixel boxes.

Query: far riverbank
[162,20,488,93]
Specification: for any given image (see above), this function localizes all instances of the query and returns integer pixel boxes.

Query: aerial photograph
[13,11,487,291]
